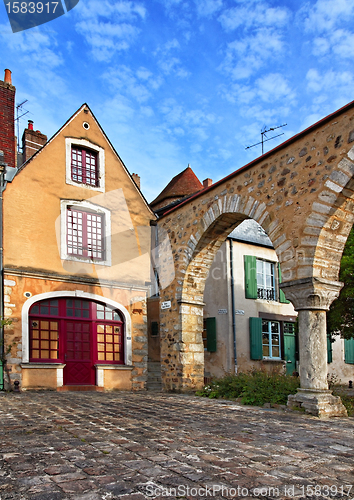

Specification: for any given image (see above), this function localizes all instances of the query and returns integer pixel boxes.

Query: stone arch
[276,147,354,284]
[164,194,275,392]
[158,102,354,414]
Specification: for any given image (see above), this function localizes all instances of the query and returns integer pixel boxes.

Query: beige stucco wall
[2,105,154,390]
[21,367,57,390]
[329,335,354,385]
[203,237,297,378]
[3,106,153,285]
[204,237,354,384]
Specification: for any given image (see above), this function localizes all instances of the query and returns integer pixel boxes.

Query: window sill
[21,363,66,369]
[262,358,284,363]
[94,364,133,370]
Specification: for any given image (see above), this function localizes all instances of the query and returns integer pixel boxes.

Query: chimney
[0,69,16,170]
[203,178,212,188]
[22,119,47,163]
[132,173,141,189]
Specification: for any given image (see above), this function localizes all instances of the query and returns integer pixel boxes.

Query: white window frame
[60,199,111,266]
[65,138,105,192]
[262,320,281,360]
[256,259,276,301]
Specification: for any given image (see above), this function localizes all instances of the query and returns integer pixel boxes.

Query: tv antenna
[15,100,29,153]
[246,123,287,155]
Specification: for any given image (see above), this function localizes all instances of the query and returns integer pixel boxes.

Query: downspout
[229,238,237,374]
[0,164,5,390]
[0,157,16,391]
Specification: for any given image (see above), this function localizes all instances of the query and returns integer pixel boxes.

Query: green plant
[196,371,300,407]
[332,386,354,416]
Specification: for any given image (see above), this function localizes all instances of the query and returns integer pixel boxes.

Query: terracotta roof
[150,166,203,209]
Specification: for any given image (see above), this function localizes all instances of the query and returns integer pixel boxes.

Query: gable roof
[229,219,273,248]
[150,165,203,209]
[16,103,155,216]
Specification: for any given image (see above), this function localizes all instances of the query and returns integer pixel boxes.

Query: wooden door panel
[64,321,95,385]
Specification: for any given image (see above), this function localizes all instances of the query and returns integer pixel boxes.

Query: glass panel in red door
[64,321,95,385]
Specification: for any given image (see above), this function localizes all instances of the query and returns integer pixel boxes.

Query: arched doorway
[29,298,124,386]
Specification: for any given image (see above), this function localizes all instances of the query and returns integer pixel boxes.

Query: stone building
[0,70,155,391]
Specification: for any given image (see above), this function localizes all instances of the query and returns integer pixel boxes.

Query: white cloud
[74,0,146,61]
[220,74,296,113]
[302,0,354,33]
[194,0,223,18]
[306,68,354,94]
[312,29,354,59]
[102,66,163,103]
[0,27,63,69]
[77,0,146,21]
[155,39,190,78]
[220,29,284,80]
[218,3,289,32]
[256,74,296,104]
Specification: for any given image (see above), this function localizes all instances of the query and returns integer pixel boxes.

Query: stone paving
[0,392,354,500]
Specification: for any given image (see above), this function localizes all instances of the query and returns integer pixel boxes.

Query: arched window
[29,298,124,385]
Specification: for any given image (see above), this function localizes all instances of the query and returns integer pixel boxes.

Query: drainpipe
[229,238,237,374]
[0,160,5,390]
[0,153,17,390]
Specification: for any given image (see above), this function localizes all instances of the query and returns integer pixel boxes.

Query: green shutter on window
[327,334,333,364]
[278,263,290,303]
[206,317,217,352]
[249,317,263,360]
[345,338,354,364]
[244,255,257,299]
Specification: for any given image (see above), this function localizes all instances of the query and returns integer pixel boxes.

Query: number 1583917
[5,2,59,14]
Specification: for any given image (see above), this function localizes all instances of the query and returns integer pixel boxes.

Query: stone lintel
[288,389,348,418]
[279,277,343,310]
[177,299,205,307]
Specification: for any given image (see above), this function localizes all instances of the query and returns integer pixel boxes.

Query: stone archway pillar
[280,278,347,417]
[159,296,205,393]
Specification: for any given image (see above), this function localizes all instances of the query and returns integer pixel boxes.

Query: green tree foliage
[327,226,354,339]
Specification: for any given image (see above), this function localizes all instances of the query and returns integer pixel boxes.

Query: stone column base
[288,389,348,418]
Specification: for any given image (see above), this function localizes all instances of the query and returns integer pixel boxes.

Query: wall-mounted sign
[218,309,228,314]
[235,310,245,315]
[161,301,171,310]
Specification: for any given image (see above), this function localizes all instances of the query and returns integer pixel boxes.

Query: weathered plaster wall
[203,239,297,379]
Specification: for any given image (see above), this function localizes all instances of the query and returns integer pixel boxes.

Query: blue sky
[1,0,354,202]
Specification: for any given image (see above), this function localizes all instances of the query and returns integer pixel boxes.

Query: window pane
[272,334,280,345]
[263,345,269,357]
[272,346,280,357]
[271,322,280,333]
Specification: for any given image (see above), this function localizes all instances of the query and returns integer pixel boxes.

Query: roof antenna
[246,123,287,155]
[15,100,29,153]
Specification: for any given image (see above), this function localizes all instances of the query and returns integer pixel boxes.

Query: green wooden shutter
[244,255,257,299]
[206,317,217,352]
[327,334,333,364]
[345,338,354,364]
[278,263,290,303]
[249,317,262,360]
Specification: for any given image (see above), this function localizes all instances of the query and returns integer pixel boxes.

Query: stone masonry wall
[156,102,354,391]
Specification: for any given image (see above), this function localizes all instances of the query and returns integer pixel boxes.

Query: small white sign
[218,309,228,314]
[161,301,171,310]
[235,310,245,315]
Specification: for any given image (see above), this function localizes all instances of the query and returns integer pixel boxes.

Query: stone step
[57,385,104,392]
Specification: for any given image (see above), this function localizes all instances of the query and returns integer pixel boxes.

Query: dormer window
[65,138,105,192]
[71,147,98,187]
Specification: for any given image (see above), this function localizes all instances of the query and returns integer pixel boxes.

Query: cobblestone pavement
[0,391,354,500]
